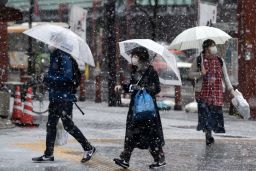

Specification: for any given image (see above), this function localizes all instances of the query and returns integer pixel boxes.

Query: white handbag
[55,120,68,146]
[231,89,250,119]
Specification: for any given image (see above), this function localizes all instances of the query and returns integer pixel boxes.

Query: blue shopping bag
[133,89,156,123]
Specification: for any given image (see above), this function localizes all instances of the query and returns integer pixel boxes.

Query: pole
[237,0,256,118]
[27,0,34,75]
[174,85,182,110]
[105,0,117,106]
[79,71,86,101]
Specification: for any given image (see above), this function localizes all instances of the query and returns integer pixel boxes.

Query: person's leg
[212,105,225,133]
[60,102,92,151]
[205,105,215,146]
[197,100,208,131]
[44,102,60,156]
[149,146,166,168]
[149,147,165,162]
[119,147,134,163]
[205,128,214,146]
[60,102,95,162]
[114,146,133,169]
[32,102,59,162]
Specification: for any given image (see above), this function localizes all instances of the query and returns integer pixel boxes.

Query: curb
[0,119,15,129]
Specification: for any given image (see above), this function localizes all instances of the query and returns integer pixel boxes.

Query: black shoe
[149,161,166,169]
[206,136,215,146]
[32,155,54,162]
[81,146,96,163]
[113,158,129,169]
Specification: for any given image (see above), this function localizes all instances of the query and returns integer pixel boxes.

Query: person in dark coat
[189,39,235,146]
[32,46,96,163]
[113,46,166,169]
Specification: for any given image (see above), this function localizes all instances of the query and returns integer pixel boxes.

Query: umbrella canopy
[169,26,232,50]
[119,39,181,85]
[23,24,95,67]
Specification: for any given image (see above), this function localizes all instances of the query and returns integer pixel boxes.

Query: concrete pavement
[0,118,15,129]
[1,101,256,171]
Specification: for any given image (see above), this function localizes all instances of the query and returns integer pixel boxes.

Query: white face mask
[209,46,218,55]
[131,57,139,66]
[48,45,56,52]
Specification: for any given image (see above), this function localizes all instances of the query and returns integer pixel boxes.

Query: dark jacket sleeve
[122,67,161,95]
[44,54,73,87]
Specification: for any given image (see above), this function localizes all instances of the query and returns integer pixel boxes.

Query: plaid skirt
[196,100,225,133]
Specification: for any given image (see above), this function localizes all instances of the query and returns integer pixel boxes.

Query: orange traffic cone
[11,85,23,124]
[20,87,38,127]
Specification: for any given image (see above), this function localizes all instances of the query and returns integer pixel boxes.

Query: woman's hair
[202,39,216,54]
[131,46,149,62]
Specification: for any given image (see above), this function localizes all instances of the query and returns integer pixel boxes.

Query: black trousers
[44,101,92,156]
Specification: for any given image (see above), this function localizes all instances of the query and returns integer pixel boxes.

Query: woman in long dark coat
[114,47,166,169]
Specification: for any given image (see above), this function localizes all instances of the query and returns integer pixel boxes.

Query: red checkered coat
[197,55,224,106]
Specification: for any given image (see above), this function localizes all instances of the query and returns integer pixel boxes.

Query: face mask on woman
[209,46,218,55]
[131,56,139,66]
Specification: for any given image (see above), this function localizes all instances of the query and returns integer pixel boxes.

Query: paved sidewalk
[0,101,256,171]
[0,118,15,129]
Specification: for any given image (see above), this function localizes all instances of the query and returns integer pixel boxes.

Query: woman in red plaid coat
[189,39,235,146]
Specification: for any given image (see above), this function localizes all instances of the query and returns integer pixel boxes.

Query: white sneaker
[81,146,96,163]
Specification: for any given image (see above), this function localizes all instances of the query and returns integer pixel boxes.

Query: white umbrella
[119,39,182,85]
[169,26,232,50]
[23,24,95,67]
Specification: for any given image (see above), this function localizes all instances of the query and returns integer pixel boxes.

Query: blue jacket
[44,49,77,102]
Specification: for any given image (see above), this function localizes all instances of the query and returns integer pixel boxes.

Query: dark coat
[43,49,77,102]
[122,65,165,149]
[197,100,225,133]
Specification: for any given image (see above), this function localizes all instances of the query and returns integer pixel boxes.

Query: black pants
[120,146,165,163]
[44,101,92,156]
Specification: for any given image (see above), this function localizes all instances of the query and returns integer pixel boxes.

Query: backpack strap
[196,55,201,71]
[217,57,223,67]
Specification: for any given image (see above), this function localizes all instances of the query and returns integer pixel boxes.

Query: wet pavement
[0,118,15,129]
[1,101,256,171]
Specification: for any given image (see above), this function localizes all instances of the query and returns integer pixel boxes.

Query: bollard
[79,71,86,101]
[95,75,102,103]
[174,85,182,110]
[0,90,15,129]
[0,91,10,119]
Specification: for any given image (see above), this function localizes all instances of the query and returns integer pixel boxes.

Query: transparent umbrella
[119,39,181,85]
[23,24,95,67]
[169,26,232,50]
